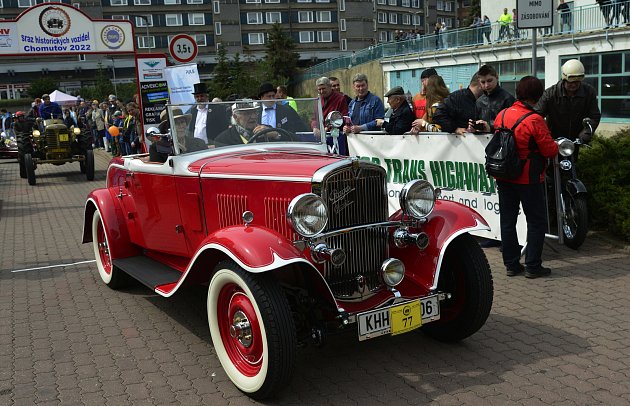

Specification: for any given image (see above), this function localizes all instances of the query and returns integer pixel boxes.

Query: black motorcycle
[546,118,592,250]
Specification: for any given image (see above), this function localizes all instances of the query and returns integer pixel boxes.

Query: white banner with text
[348,132,527,242]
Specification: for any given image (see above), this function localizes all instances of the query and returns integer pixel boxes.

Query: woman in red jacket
[495,76,558,279]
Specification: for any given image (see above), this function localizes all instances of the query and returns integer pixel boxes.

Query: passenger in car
[214,101,268,147]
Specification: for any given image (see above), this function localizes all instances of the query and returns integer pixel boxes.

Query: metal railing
[300,2,630,80]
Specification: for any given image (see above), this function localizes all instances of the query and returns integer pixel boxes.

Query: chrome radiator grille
[316,163,389,298]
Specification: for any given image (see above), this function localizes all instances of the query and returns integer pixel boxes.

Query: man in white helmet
[535,59,601,143]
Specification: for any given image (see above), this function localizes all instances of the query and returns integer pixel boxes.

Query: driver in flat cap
[376,86,415,134]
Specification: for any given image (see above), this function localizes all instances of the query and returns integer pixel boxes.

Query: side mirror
[325,111,343,128]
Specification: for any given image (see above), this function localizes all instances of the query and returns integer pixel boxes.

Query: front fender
[82,190,139,259]
[566,178,587,196]
[390,200,489,293]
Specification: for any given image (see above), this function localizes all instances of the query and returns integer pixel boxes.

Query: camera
[473,122,485,131]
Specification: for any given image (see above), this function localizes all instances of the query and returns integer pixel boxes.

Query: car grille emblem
[330,185,354,214]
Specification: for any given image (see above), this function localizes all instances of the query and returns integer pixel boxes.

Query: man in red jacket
[493,76,558,279]
[312,76,349,134]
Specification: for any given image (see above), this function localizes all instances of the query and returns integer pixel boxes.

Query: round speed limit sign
[169,34,198,63]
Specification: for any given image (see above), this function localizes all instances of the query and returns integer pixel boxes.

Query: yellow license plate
[390,300,422,336]
[50,148,67,153]
[59,134,69,142]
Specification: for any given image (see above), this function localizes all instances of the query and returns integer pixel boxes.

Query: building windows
[316,0,330,2]
[247,12,263,24]
[340,18,346,31]
[401,0,410,6]
[339,0,345,11]
[134,15,153,27]
[249,33,265,44]
[412,13,421,25]
[109,0,127,5]
[166,14,183,26]
[137,36,155,49]
[213,0,220,12]
[389,13,397,24]
[164,0,181,4]
[412,0,420,7]
[298,11,314,23]
[402,14,410,25]
[297,0,312,3]
[266,12,281,23]
[187,0,203,3]
[299,31,315,43]
[445,1,453,11]
[134,0,150,5]
[215,22,222,35]
[195,34,207,46]
[111,15,129,20]
[245,0,261,3]
[377,0,386,4]
[379,31,388,42]
[265,0,280,3]
[388,0,396,5]
[189,13,205,25]
[378,12,387,23]
[317,31,332,42]
[316,11,331,22]
[436,0,444,10]
[341,38,347,50]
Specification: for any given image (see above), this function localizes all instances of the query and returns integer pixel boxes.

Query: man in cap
[376,86,415,134]
[412,68,438,119]
[535,59,600,143]
[214,101,265,147]
[38,93,62,120]
[258,83,309,134]
[187,82,230,145]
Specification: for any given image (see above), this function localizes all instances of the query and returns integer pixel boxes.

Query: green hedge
[578,129,630,242]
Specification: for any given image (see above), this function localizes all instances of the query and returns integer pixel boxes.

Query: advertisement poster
[0,3,134,56]
[135,54,169,148]
[347,132,528,243]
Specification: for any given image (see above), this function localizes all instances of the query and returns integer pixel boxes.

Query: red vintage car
[82,99,493,399]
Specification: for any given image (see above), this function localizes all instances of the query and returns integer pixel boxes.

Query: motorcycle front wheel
[562,193,588,250]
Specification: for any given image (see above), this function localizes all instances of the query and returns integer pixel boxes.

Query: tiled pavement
[1,151,629,405]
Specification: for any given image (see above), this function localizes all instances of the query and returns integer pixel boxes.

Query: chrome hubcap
[229,310,252,347]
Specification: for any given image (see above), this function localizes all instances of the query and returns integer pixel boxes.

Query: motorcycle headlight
[399,180,436,219]
[33,130,40,137]
[556,137,575,157]
[73,127,81,135]
[287,193,328,237]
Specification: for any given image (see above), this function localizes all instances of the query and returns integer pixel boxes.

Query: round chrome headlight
[399,180,436,219]
[33,130,40,137]
[556,137,575,157]
[73,127,81,135]
[287,193,328,237]
[381,258,405,287]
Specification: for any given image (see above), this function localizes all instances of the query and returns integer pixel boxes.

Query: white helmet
[146,127,161,136]
[561,59,585,82]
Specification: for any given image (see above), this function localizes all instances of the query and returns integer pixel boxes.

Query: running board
[113,256,182,291]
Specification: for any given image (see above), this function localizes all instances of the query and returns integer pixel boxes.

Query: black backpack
[485,110,534,179]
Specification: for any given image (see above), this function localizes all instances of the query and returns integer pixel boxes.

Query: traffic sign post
[169,34,198,64]
[516,0,553,79]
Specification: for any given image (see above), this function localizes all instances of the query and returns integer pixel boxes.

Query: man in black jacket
[258,83,309,134]
[187,82,230,145]
[433,72,483,134]
[535,59,601,142]
[376,86,415,134]
[470,65,515,133]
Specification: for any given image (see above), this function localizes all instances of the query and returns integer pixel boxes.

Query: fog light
[381,258,405,287]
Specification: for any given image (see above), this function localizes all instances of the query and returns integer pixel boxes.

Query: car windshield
[153,98,326,156]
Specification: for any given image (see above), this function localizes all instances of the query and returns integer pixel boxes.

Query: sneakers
[506,263,524,277]
[525,266,551,279]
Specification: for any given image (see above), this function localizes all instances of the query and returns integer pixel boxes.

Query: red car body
[83,100,493,399]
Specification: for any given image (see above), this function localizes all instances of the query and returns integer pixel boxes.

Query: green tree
[209,44,232,98]
[93,62,115,100]
[466,0,481,26]
[264,23,299,83]
[27,77,58,99]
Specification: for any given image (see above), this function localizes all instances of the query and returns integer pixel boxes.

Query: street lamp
[110,57,118,96]
[134,15,151,51]
[414,11,422,33]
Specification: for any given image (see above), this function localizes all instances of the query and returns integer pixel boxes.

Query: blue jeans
[119,141,131,156]
[497,181,547,269]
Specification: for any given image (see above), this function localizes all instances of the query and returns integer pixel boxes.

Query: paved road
[1,151,629,405]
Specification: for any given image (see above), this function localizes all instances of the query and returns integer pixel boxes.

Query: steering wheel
[249,127,297,143]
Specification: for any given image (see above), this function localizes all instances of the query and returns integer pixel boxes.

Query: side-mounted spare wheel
[422,233,493,342]
[91,210,126,289]
[207,260,296,400]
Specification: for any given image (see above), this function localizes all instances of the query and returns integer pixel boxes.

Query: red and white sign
[169,34,197,63]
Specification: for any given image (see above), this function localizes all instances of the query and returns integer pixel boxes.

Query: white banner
[0,4,134,55]
[348,132,527,242]
[164,63,200,115]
